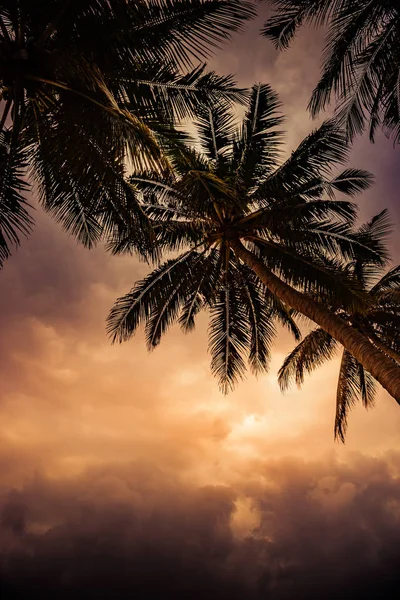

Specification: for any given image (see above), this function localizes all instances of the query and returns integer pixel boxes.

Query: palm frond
[38,0,255,70]
[179,249,221,332]
[307,1,387,117]
[126,0,256,68]
[29,110,156,257]
[253,120,351,203]
[263,0,400,142]
[144,250,212,348]
[168,144,212,176]
[124,63,247,123]
[129,171,181,207]
[176,168,239,217]
[107,250,203,343]
[195,100,237,161]
[325,168,374,197]
[0,0,256,259]
[278,327,338,391]
[335,349,376,442]
[368,310,400,336]
[239,199,357,236]
[333,14,399,140]
[154,219,206,253]
[285,168,373,202]
[208,270,251,392]
[0,131,33,267]
[370,265,400,296]
[262,0,341,49]
[234,264,277,374]
[268,296,302,341]
[352,209,392,268]
[234,83,285,190]
[302,219,388,266]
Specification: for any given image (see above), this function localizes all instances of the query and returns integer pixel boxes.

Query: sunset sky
[1,9,400,599]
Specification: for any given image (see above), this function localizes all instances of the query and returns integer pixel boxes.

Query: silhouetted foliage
[279,211,400,441]
[107,84,400,406]
[0,0,255,266]
[263,1,400,143]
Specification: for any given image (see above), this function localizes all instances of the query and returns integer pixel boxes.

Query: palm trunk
[231,239,400,403]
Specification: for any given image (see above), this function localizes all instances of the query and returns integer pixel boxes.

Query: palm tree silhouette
[263,1,400,143]
[107,83,400,404]
[0,0,255,266]
[279,211,400,441]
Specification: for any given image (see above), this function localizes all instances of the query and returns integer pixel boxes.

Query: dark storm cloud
[1,454,400,600]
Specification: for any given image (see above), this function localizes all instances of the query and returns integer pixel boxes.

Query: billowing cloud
[1,453,400,599]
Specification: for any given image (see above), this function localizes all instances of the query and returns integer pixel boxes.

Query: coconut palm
[279,211,400,441]
[107,83,400,402]
[0,0,255,266]
[263,1,400,143]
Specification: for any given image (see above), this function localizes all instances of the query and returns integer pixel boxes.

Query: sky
[1,8,400,600]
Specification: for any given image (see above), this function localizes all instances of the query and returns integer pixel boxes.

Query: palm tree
[278,211,400,441]
[262,1,400,143]
[0,0,255,266]
[107,83,400,403]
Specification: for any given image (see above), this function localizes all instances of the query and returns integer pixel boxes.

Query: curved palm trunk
[231,239,400,403]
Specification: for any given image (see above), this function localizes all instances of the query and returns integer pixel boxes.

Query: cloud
[1,454,400,599]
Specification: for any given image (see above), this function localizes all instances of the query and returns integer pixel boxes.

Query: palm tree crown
[107,83,391,394]
[263,0,400,143]
[0,0,255,267]
[278,211,400,441]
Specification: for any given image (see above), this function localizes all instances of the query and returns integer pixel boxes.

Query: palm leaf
[195,100,237,161]
[208,270,251,392]
[179,249,221,332]
[129,172,182,207]
[0,0,255,265]
[29,110,156,256]
[125,0,256,68]
[325,168,374,196]
[253,120,351,204]
[36,0,255,70]
[370,265,400,296]
[238,200,357,236]
[302,219,388,266]
[333,15,399,140]
[278,327,338,391]
[123,63,247,123]
[268,296,302,341]
[263,0,400,142]
[307,0,387,117]
[234,83,285,190]
[107,250,202,343]
[0,131,33,267]
[262,0,340,49]
[335,349,376,442]
[353,209,392,266]
[153,219,206,253]
[234,263,277,374]
[144,250,212,348]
